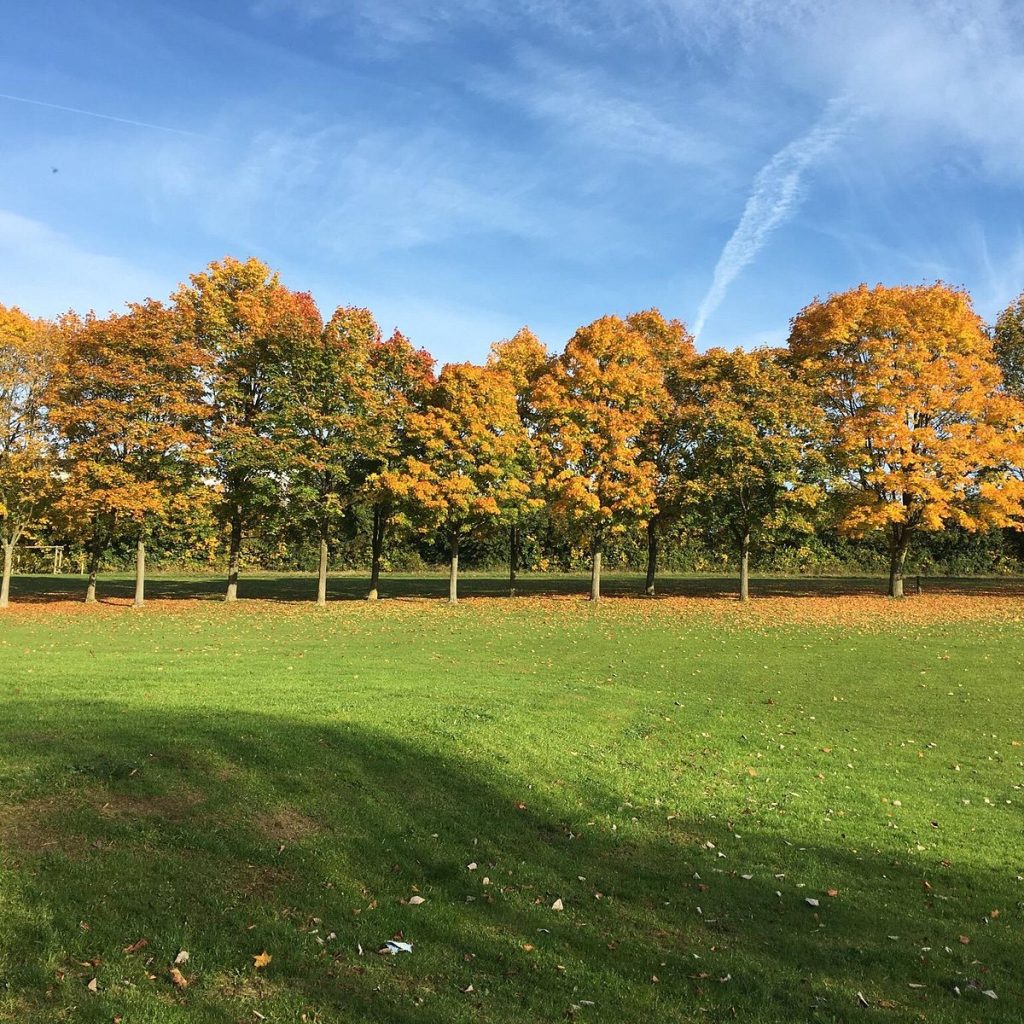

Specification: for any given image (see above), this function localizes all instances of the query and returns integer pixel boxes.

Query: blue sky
[3,0,1024,362]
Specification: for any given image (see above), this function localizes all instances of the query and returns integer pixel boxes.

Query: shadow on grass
[8,571,1024,606]
[1,705,1019,1022]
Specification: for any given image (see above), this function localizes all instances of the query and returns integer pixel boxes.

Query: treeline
[3,257,1024,608]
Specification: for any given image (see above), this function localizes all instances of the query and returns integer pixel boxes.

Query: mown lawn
[1,582,1022,1023]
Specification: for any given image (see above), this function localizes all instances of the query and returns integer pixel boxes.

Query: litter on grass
[380,940,414,955]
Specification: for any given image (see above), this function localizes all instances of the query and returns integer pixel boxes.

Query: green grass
[1,582,1022,1022]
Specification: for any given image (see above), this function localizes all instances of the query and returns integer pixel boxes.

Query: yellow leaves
[252,950,272,969]
[790,282,1024,542]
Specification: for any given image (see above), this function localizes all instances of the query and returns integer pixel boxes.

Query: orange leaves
[533,315,666,543]
[789,283,1024,545]
[388,362,531,538]
[45,299,212,547]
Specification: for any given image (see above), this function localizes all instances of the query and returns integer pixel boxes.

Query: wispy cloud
[0,92,200,137]
[0,210,168,316]
[473,52,728,169]
[692,100,858,340]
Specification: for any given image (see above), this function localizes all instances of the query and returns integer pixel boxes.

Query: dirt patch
[93,787,206,822]
[0,796,86,858]
[253,805,321,843]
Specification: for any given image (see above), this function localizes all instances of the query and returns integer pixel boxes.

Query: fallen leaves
[551,898,564,911]
[252,950,272,969]
[122,937,148,955]
[168,966,189,989]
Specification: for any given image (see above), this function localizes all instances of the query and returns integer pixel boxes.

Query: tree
[174,257,321,601]
[273,306,380,605]
[628,309,696,595]
[789,283,1024,597]
[0,305,56,608]
[380,362,529,604]
[677,347,825,601]
[994,290,1024,399]
[533,316,665,600]
[360,330,434,600]
[48,301,210,605]
[486,326,549,595]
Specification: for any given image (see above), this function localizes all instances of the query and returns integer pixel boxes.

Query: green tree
[273,306,380,605]
[628,309,696,596]
[678,347,825,601]
[174,257,321,601]
[994,290,1024,399]
[360,331,434,600]
[486,326,549,595]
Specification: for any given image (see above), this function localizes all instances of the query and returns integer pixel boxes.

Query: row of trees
[4,257,1024,608]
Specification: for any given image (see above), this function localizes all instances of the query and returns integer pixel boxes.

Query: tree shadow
[1,705,1019,1022]
[7,571,1024,606]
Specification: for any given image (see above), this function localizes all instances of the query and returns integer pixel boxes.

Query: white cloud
[0,210,169,317]
[693,99,858,339]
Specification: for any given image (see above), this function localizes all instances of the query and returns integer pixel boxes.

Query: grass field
[1,575,1023,1022]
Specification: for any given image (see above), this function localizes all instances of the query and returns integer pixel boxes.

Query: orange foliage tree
[378,362,530,603]
[48,301,210,605]
[677,347,825,601]
[789,283,1024,597]
[486,326,549,595]
[1,305,56,608]
[533,315,666,600]
[174,257,322,601]
[629,309,696,595]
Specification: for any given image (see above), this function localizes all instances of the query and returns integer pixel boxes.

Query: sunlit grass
[1,581,1022,1022]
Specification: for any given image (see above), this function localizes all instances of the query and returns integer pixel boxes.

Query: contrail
[692,98,857,341]
[0,92,200,137]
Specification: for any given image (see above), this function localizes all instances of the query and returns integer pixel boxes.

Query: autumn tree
[174,257,321,601]
[47,301,210,605]
[1,305,56,608]
[533,316,665,600]
[486,326,549,595]
[994,290,1024,399]
[628,309,696,595]
[359,330,434,600]
[789,283,1024,597]
[677,347,825,601]
[272,305,380,605]
[380,362,529,604]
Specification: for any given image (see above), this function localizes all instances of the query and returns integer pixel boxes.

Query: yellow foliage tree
[378,362,530,603]
[789,283,1024,596]
[533,316,666,600]
[0,305,57,608]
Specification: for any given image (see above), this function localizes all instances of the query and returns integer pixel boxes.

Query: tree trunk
[133,537,146,608]
[85,550,99,604]
[508,525,518,597]
[0,538,13,609]
[739,529,750,603]
[226,510,242,602]
[367,505,385,601]
[316,527,329,606]
[590,544,602,602]
[888,529,910,598]
[449,533,460,605]
[644,519,657,596]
